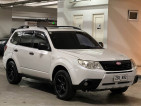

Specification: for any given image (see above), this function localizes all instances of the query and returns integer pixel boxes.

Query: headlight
[131,59,137,69]
[78,59,103,69]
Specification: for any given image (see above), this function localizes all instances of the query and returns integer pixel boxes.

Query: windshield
[49,31,102,49]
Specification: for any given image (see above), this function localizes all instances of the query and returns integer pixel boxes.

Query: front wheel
[110,87,128,94]
[6,61,22,84]
[53,70,76,100]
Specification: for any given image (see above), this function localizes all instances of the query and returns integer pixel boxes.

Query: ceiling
[0,0,58,8]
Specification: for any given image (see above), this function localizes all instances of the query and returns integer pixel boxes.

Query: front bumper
[133,75,138,84]
[74,79,102,91]
[96,71,136,90]
[74,75,138,91]
[73,70,137,91]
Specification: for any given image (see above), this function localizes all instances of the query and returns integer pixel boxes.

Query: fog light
[84,82,88,86]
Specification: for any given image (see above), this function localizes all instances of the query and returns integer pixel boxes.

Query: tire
[6,61,22,84]
[53,70,76,100]
[110,87,128,94]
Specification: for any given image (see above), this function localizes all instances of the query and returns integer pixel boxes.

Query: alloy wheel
[55,75,67,96]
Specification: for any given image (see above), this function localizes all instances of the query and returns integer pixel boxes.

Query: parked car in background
[0,28,16,56]
[3,26,138,100]
[0,38,9,55]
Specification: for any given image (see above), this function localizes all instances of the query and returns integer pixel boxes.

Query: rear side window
[19,31,34,48]
[10,32,21,45]
[33,31,49,49]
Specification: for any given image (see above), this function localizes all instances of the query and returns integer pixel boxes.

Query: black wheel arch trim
[6,58,15,68]
[52,65,70,81]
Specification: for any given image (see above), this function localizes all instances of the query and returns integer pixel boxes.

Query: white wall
[108,0,141,65]
[12,6,57,19]
[0,9,12,38]
[12,19,25,28]
[0,8,23,39]
[0,6,57,38]
[0,8,25,39]
[58,0,109,47]
[69,0,108,7]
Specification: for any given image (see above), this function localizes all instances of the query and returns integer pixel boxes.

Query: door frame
[92,13,105,41]
[73,15,83,29]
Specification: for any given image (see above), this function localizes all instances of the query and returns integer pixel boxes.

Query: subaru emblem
[116,62,121,65]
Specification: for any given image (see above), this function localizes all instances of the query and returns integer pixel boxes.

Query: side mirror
[38,42,50,51]
[99,42,104,48]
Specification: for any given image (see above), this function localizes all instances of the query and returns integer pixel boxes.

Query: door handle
[29,52,34,55]
[14,49,18,52]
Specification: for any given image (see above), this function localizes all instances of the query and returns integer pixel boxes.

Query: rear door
[14,31,34,74]
[7,32,21,69]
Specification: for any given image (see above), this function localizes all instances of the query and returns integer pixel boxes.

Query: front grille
[100,60,132,71]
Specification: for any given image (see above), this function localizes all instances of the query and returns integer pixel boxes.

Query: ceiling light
[17,0,28,1]
[25,1,58,7]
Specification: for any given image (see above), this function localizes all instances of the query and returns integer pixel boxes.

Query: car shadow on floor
[20,78,55,94]
[73,92,141,105]
[0,56,3,60]
[20,78,141,105]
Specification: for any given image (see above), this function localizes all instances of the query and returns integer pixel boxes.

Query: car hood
[58,49,130,61]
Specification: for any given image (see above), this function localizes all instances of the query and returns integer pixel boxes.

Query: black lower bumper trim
[74,79,102,91]
[106,71,133,74]
[133,75,138,84]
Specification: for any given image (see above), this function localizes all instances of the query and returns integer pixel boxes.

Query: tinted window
[10,32,21,45]
[33,31,49,49]
[49,31,102,49]
[76,33,96,48]
[19,31,34,47]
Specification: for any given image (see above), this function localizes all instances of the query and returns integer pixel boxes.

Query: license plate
[114,74,128,82]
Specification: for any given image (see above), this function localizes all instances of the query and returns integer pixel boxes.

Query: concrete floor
[0,57,141,106]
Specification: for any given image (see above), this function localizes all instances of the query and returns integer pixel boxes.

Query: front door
[18,31,51,79]
[28,31,51,79]
[93,14,104,42]
[32,31,51,72]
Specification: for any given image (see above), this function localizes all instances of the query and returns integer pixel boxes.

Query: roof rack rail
[72,26,81,30]
[37,26,47,30]
[18,25,29,29]
[37,26,49,32]
[16,26,81,33]
[48,26,81,30]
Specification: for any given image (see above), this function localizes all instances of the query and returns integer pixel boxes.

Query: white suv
[3,26,138,100]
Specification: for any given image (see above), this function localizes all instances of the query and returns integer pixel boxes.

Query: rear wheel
[110,87,128,94]
[6,61,22,84]
[53,70,76,100]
